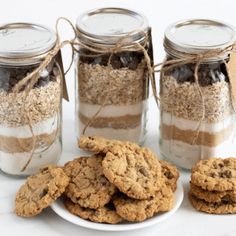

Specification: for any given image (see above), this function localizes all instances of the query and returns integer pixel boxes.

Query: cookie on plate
[78,136,139,154]
[64,155,116,209]
[113,184,174,222]
[190,183,236,203]
[102,145,163,199]
[64,198,123,224]
[160,160,179,192]
[189,193,236,214]
[191,158,236,192]
[15,166,69,217]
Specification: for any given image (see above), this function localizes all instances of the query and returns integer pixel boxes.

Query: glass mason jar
[75,8,152,144]
[0,23,62,176]
[160,19,236,169]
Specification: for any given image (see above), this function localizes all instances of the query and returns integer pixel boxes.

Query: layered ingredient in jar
[0,64,62,175]
[160,62,236,169]
[77,51,148,143]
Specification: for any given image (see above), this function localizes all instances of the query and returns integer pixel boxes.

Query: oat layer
[160,76,233,123]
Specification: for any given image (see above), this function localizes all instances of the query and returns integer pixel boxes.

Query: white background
[1,0,236,236]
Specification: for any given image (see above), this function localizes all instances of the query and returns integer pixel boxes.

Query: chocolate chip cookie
[64,155,116,209]
[15,166,69,217]
[64,198,123,224]
[113,184,174,222]
[102,145,163,199]
[191,158,236,191]
[160,160,179,192]
[190,183,236,203]
[79,136,139,154]
[189,193,236,214]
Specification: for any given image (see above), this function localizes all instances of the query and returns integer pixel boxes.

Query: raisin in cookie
[190,183,236,203]
[64,155,116,209]
[102,145,163,199]
[113,184,174,222]
[189,193,236,214]
[15,166,69,217]
[160,160,179,192]
[64,198,123,224]
[191,158,236,191]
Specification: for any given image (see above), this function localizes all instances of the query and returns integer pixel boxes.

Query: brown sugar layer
[0,79,61,127]
[161,124,233,147]
[160,76,233,123]
[78,61,148,105]
[79,113,142,129]
[0,131,57,153]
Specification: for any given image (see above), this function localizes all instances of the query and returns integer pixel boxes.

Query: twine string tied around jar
[154,44,236,146]
[61,17,156,135]
[10,19,76,172]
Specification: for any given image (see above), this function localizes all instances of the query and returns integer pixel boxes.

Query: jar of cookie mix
[160,19,236,169]
[75,8,153,144]
[0,23,63,176]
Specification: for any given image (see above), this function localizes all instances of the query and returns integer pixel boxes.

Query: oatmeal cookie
[78,136,139,153]
[191,158,236,191]
[160,160,179,192]
[189,193,236,214]
[113,184,174,222]
[102,145,163,199]
[15,166,69,217]
[64,198,123,224]
[64,155,116,209]
[190,183,236,203]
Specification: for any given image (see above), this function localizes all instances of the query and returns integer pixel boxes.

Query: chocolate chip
[219,170,232,178]
[39,188,48,199]
[79,49,145,70]
[139,166,149,177]
[218,163,224,168]
[210,172,217,178]
[164,171,174,179]
[100,176,108,185]
[223,159,230,165]
[0,62,56,92]
[165,60,229,87]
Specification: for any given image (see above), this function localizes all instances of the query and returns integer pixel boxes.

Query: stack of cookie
[63,136,179,223]
[189,158,236,214]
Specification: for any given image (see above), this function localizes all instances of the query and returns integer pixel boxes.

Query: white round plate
[51,180,184,232]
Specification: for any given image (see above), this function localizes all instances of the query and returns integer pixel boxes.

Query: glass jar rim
[0,22,57,66]
[164,19,236,62]
[76,7,149,48]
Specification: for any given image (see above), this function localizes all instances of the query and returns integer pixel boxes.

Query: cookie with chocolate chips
[15,166,69,217]
[64,155,117,209]
[64,198,123,224]
[189,193,236,214]
[191,158,236,191]
[102,144,163,199]
[78,136,139,154]
[190,182,236,203]
[113,184,174,222]
[160,160,179,192]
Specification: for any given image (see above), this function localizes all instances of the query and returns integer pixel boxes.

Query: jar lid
[76,8,149,47]
[0,22,57,65]
[164,19,236,60]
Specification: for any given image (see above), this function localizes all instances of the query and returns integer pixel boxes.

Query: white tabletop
[1,0,236,235]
